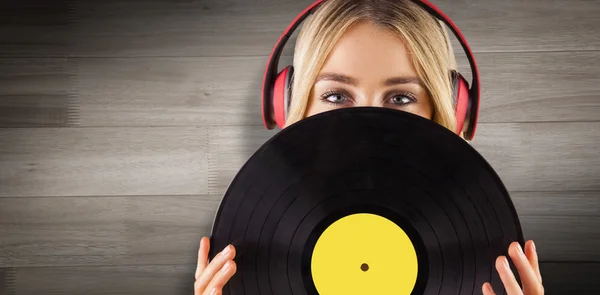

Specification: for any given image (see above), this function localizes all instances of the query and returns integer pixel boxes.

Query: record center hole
[360,263,369,272]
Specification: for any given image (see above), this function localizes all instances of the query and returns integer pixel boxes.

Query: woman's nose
[354,94,381,107]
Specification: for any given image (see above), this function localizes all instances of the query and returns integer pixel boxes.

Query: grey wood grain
[0,127,210,197]
[0,267,16,295]
[459,51,600,123]
[0,263,598,295]
[472,122,600,192]
[436,0,600,53]
[1,265,195,295]
[521,215,600,261]
[4,51,596,128]
[0,0,73,58]
[2,0,598,57]
[0,58,77,127]
[538,263,600,295]
[0,195,598,268]
[73,56,262,128]
[0,196,219,267]
[511,191,600,217]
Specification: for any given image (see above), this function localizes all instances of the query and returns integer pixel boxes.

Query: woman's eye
[390,95,415,106]
[323,93,347,104]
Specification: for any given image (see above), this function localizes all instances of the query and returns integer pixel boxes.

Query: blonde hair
[284,0,459,134]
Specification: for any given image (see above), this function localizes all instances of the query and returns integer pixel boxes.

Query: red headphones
[261,0,481,140]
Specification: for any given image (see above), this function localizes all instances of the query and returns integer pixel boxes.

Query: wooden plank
[459,51,600,123]
[521,216,600,262]
[0,0,73,57]
[472,122,600,192]
[0,263,598,294]
[0,196,599,267]
[0,196,219,267]
[0,58,76,127]
[511,191,600,217]
[2,0,599,57]
[4,52,592,128]
[539,263,600,295]
[436,0,600,53]
[73,56,264,128]
[0,127,209,197]
[2,265,195,295]
[0,268,16,295]
[68,0,307,57]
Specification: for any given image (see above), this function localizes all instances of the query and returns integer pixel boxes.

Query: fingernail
[209,288,217,295]
[222,245,231,255]
[484,283,493,293]
[516,243,523,255]
[531,240,536,252]
[503,256,510,268]
[223,261,230,271]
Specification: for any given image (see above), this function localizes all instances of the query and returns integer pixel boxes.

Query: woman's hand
[194,236,237,295]
[483,240,544,295]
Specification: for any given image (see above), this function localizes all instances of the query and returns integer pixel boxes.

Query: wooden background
[1,0,599,294]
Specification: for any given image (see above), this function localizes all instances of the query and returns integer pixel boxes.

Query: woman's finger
[525,240,542,284]
[195,237,210,280]
[508,242,543,294]
[195,244,236,292]
[482,282,496,295]
[495,255,523,295]
[203,260,237,295]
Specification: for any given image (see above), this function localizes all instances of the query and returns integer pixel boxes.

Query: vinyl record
[209,107,524,295]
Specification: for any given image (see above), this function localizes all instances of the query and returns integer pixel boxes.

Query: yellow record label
[311,213,418,294]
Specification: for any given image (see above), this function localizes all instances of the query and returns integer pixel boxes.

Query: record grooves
[209,107,524,295]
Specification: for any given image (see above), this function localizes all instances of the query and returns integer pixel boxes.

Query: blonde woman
[194,0,544,294]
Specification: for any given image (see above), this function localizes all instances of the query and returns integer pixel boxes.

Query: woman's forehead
[319,22,418,82]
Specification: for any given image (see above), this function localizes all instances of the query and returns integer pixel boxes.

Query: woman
[194,0,544,294]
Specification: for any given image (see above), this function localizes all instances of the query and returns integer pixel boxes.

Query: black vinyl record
[209,107,524,295]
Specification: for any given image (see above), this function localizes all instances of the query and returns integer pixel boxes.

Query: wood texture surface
[0,262,598,295]
[0,58,76,127]
[511,191,600,217]
[73,56,262,127]
[0,196,219,267]
[460,51,600,123]
[0,0,73,58]
[473,122,600,192]
[2,0,599,57]
[0,265,195,295]
[0,127,211,197]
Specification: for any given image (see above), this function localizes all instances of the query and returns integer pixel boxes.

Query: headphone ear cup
[272,66,294,129]
[451,71,471,136]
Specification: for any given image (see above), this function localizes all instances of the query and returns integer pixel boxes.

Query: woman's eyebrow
[384,76,422,86]
[316,72,359,86]
[316,72,421,86]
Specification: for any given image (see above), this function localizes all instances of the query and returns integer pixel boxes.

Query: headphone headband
[261,0,480,140]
